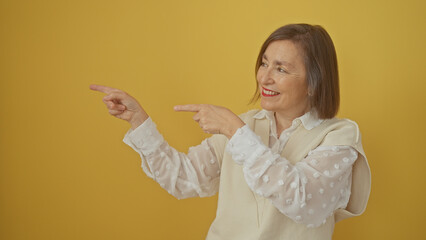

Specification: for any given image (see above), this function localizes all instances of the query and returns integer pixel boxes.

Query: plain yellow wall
[1,0,425,239]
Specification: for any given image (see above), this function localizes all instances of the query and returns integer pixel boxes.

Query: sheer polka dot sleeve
[123,117,221,199]
[226,125,358,228]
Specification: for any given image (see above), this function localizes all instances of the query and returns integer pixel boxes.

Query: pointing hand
[90,84,149,129]
[174,104,245,139]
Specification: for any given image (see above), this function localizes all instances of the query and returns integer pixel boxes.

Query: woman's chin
[260,101,277,112]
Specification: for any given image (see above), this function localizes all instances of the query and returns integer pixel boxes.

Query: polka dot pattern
[123,112,360,228]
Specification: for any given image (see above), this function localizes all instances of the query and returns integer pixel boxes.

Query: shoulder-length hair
[250,24,340,119]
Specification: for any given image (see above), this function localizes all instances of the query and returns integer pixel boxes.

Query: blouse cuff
[122,117,165,156]
[225,124,267,165]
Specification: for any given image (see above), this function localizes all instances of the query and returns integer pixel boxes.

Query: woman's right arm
[90,84,222,199]
[123,117,222,199]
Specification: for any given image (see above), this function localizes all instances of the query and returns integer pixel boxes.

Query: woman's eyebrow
[262,54,293,68]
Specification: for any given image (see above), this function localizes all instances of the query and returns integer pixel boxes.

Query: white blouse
[122,109,358,228]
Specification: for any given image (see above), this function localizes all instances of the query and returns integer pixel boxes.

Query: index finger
[174,104,202,112]
[89,84,117,94]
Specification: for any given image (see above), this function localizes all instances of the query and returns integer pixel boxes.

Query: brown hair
[249,24,340,119]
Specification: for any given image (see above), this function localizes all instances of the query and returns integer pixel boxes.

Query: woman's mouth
[262,87,280,97]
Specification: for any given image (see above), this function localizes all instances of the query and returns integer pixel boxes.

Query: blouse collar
[253,109,324,131]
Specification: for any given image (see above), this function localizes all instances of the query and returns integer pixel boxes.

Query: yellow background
[1,0,425,239]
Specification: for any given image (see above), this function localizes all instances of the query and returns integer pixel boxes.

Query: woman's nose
[259,68,274,85]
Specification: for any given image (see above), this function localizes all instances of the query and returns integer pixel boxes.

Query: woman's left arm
[175,104,356,227]
[226,124,358,228]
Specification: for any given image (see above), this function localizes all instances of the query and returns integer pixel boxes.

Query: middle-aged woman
[90,24,371,240]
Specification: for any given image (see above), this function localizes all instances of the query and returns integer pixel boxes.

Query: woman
[90,24,371,240]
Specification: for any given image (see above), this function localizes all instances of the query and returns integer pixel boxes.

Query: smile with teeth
[262,87,280,96]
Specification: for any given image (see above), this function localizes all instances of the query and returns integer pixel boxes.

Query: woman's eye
[278,67,287,73]
[261,62,268,67]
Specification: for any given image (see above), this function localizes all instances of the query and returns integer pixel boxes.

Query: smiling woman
[90,23,371,240]
[257,40,310,132]
[252,24,340,121]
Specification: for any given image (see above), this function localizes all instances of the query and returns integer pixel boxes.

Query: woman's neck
[274,106,310,136]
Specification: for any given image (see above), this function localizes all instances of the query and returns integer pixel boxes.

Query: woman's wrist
[130,111,149,130]
[224,119,245,139]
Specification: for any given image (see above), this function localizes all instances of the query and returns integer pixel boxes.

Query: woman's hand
[174,104,245,139]
[90,84,149,130]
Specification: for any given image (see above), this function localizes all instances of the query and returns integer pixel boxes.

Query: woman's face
[257,40,310,116]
